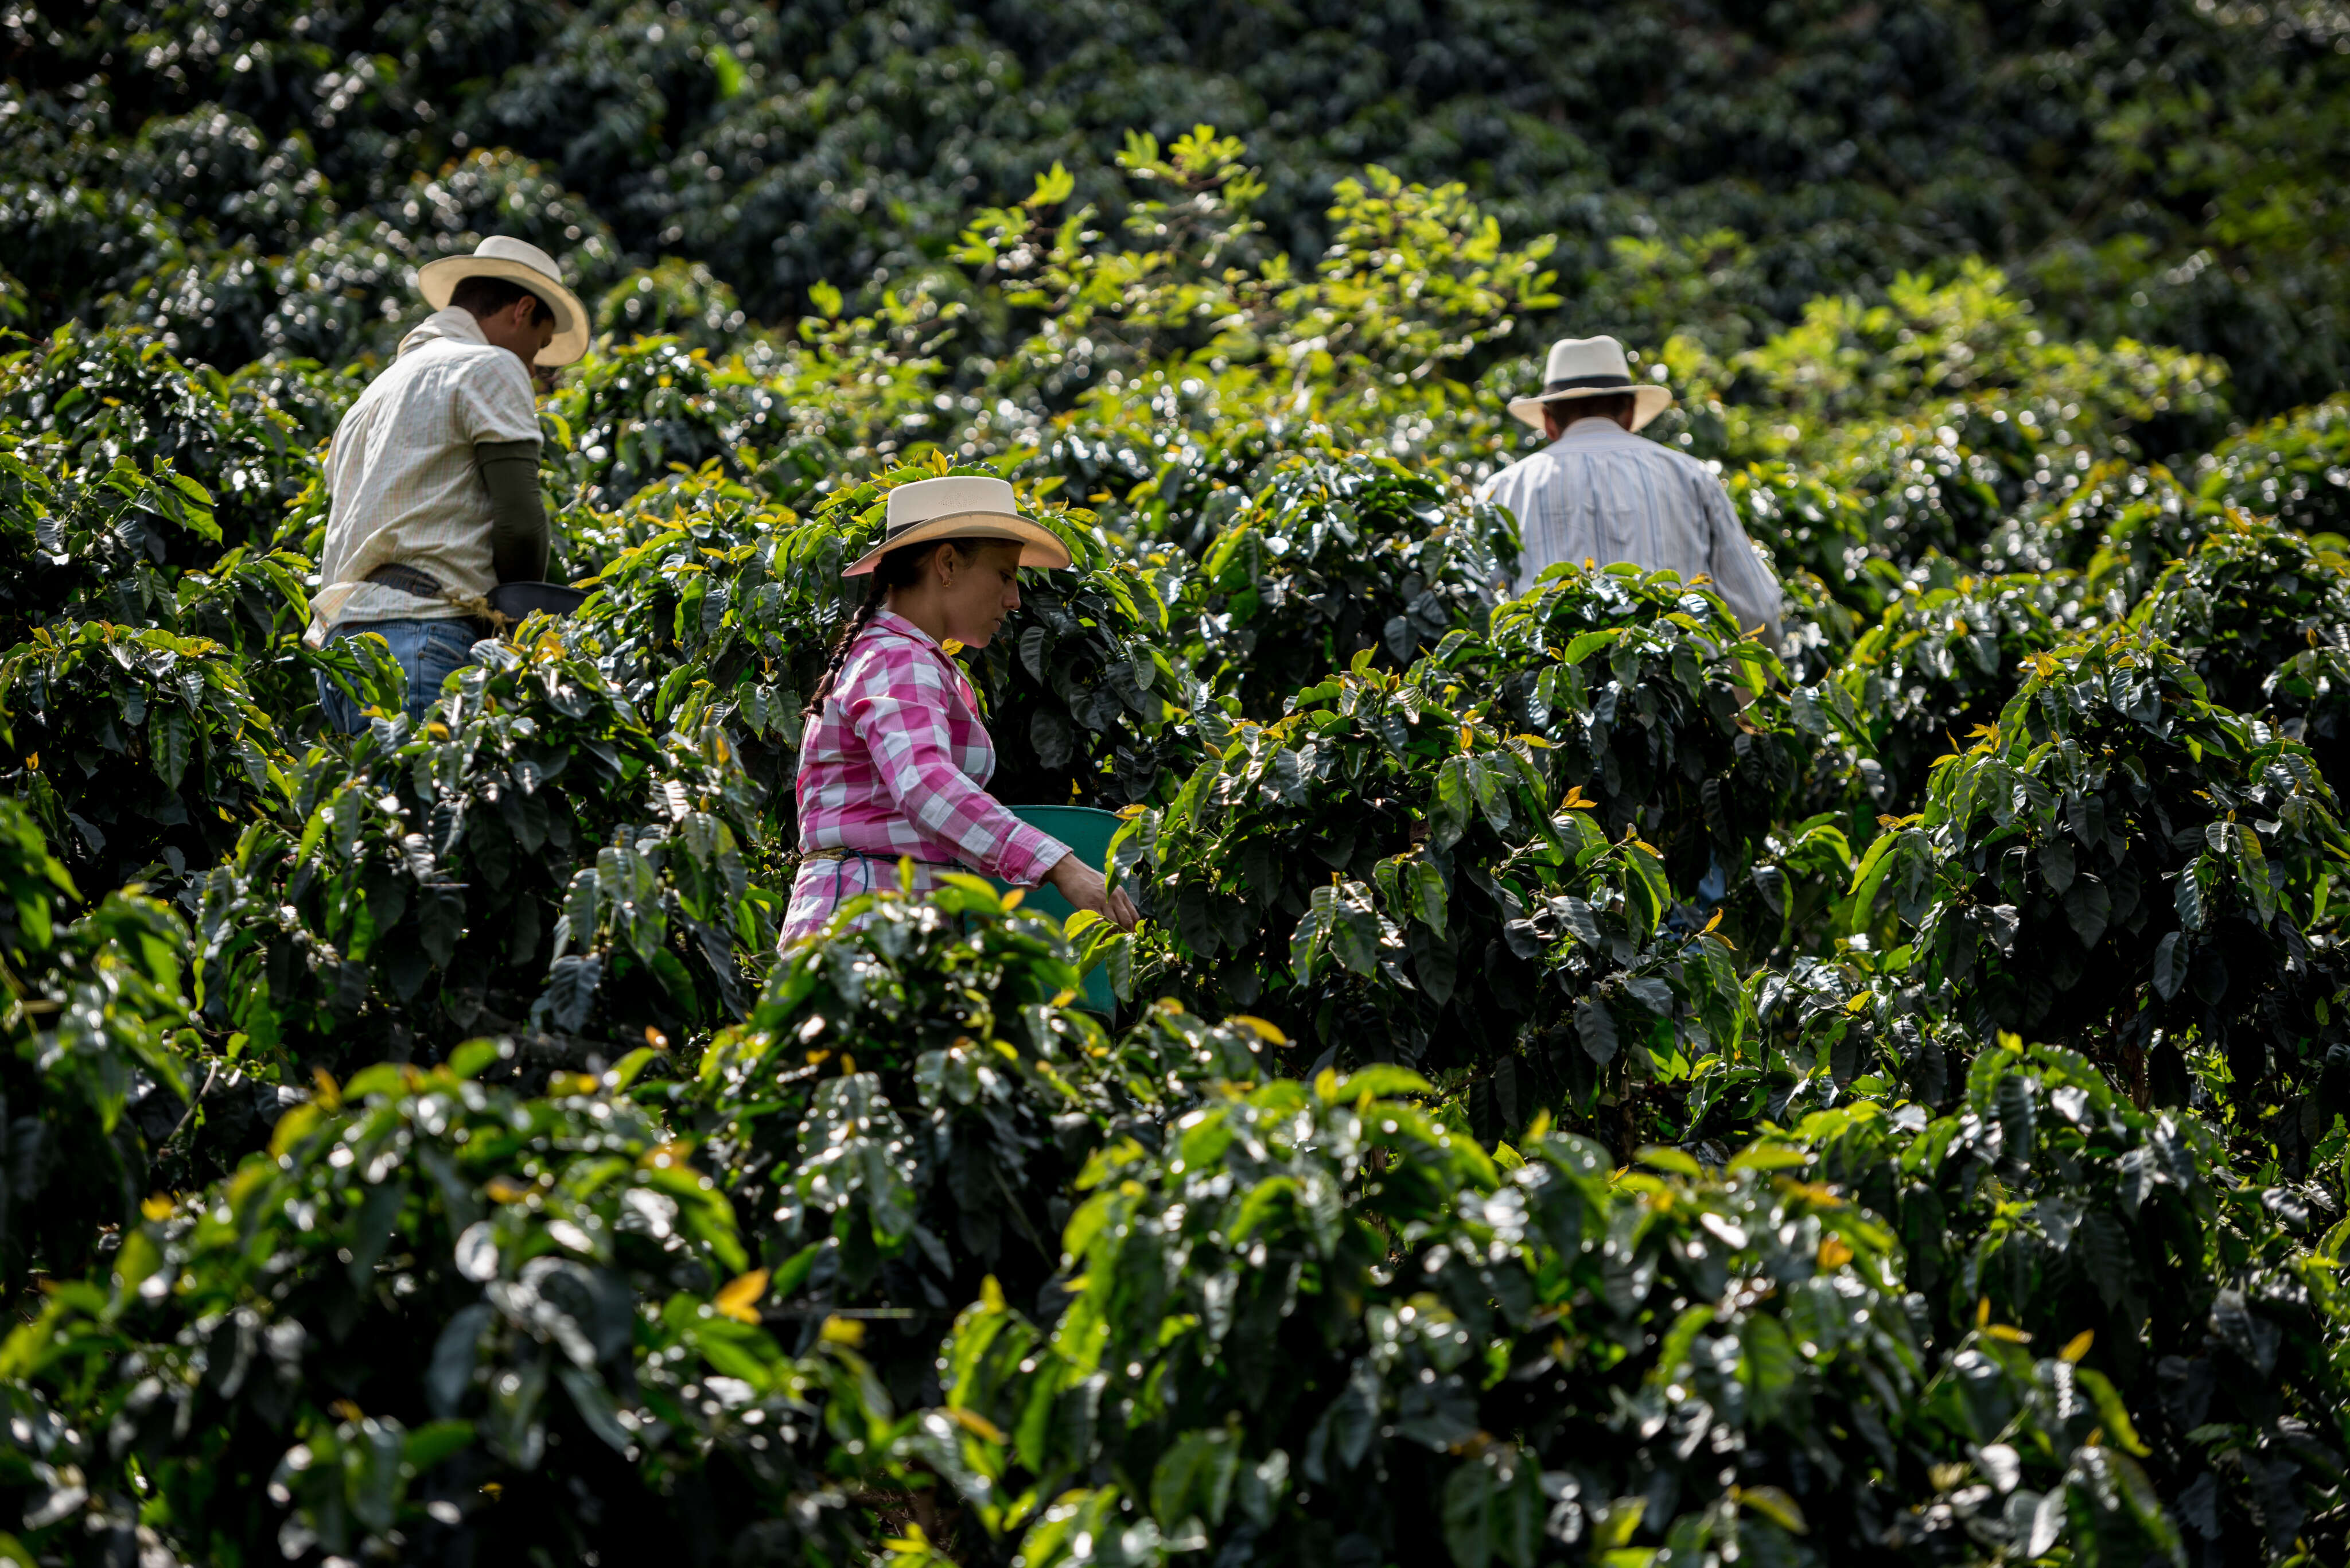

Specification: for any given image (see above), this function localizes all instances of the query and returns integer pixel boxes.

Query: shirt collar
[395,306,493,359]
[1555,415,1636,446]
[433,306,489,344]
[869,607,943,650]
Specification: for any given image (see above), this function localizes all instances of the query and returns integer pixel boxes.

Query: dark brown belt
[356,563,491,640]
[367,565,588,626]
[367,563,446,598]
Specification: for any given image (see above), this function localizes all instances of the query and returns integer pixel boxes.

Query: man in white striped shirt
[1477,335,1781,646]
[306,236,589,731]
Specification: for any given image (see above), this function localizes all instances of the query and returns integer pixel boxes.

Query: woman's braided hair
[801,536,993,718]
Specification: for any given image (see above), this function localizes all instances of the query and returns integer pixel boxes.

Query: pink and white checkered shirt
[783,609,1068,940]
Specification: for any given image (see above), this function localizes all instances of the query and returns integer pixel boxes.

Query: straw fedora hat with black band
[417,236,592,367]
[1507,335,1675,433]
[844,475,1073,577]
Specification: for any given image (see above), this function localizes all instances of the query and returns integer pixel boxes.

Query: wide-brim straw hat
[844,475,1073,576]
[417,236,592,367]
[1507,334,1675,433]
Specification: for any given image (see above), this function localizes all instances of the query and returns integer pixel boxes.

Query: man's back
[1478,416,1781,643]
[309,308,540,641]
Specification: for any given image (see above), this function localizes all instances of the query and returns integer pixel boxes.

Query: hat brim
[843,513,1074,577]
[417,254,592,367]
[1508,382,1675,433]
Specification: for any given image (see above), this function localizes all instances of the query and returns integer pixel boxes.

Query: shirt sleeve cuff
[997,825,1071,887]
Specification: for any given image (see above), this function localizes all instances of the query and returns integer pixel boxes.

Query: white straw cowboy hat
[1508,335,1675,433]
[845,475,1073,576]
[417,236,592,367]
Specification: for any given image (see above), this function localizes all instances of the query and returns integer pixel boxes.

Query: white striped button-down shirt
[1477,417,1783,644]
[304,308,542,644]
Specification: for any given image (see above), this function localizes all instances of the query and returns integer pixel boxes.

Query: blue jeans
[1668,853,1732,935]
[316,618,483,734]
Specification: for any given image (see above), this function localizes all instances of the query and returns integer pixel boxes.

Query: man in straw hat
[306,236,590,731]
[1478,335,1781,646]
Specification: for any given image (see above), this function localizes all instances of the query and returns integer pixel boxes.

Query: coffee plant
[908,1071,2178,1567]
[0,1050,877,1566]
[1177,456,1518,718]
[1792,1040,2350,1564]
[1850,625,2348,1115]
[6,28,2350,1559]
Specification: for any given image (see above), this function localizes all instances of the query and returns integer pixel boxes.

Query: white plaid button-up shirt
[305,308,542,644]
[1477,417,1783,644]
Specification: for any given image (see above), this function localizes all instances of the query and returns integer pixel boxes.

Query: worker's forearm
[476,439,548,583]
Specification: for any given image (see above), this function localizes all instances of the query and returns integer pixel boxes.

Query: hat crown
[470,235,565,287]
[1543,335,1633,385]
[886,475,1022,533]
[415,236,590,365]
[1507,333,1671,432]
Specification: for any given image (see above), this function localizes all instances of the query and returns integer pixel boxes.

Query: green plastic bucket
[991,804,1124,1014]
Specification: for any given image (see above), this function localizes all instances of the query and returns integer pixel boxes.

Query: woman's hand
[1045,853,1140,932]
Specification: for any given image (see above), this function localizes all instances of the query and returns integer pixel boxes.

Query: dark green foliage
[1113,658,1551,1069]
[13,0,2350,421]
[1727,462,1893,628]
[911,1070,2177,1568]
[2135,518,2350,789]
[0,1050,873,1566]
[3,620,283,895]
[2265,644,2350,838]
[1740,310,2224,592]
[0,800,190,1296]
[196,625,772,1082]
[2135,519,2350,717]
[1179,458,1516,718]
[1854,627,2348,1110]
[1826,570,2089,814]
[2200,397,2350,538]
[594,260,751,352]
[1110,648,1762,1153]
[1750,950,1964,1119]
[1494,827,1759,1156]
[0,435,228,645]
[567,487,853,833]
[1450,562,1799,892]
[691,882,1272,1411]
[0,427,319,732]
[1795,1041,2350,1566]
[694,879,1114,1336]
[1045,416,1272,559]
[0,324,323,553]
[9,9,2350,1558]
[548,335,785,509]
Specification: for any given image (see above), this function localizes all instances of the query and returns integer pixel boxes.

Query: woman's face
[933,540,1025,648]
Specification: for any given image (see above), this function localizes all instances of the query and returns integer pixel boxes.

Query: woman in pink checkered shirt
[781,476,1143,944]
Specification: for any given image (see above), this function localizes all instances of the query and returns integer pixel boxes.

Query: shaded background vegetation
[6,2,2350,1566]
[6,0,2349,413]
